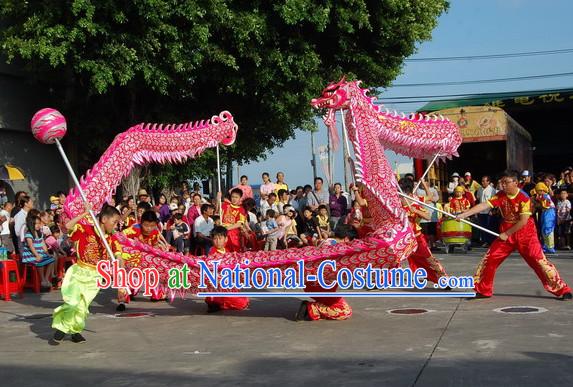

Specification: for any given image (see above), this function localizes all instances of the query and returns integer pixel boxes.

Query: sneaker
[53,330,66,342]
[295,301,311,321]
[116,303,126,312]
[466,292,491,300]
[561,292,572,301]
[71,333,86,343]
[207,303,221,314]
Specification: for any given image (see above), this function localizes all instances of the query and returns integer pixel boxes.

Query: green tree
[0,0,448,191]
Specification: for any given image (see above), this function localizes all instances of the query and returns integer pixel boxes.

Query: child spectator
[45,225,66,258]
[168,213,190,253]
[316,204,331,240]
[299,206,319,246]
[531,182,557,254]
[0,202,14,253]
[284,206,303,247]
[557,188,571,250]
[264,209,279,251]
[39,211,53,236]
[345,200,364,231]
[21,215,55,290]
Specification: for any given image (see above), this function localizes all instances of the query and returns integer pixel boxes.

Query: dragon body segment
[65,80,460,296]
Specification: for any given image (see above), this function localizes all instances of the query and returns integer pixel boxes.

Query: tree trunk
[121,167,142,202]
[225,150,233,193]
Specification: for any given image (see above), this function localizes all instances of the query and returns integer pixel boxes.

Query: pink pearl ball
[31,108,67,144]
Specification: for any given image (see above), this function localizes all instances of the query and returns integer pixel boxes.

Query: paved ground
[1,248,573,386]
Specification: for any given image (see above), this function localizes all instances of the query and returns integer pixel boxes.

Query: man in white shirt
[447,172,461,195]
[476,175,497,247]
[306,177,330,211]
[13,195,34,248]
[194,203,215,253]
[0,202,15,253]
[260,192,279,217]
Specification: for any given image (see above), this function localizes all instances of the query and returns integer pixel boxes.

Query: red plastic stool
[0,259,23,301]
[193,245,206,256]
[22,264,42,294]
[56,256,76,278]
[56,256,76,288]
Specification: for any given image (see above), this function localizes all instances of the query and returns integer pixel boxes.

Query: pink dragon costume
[59,80,461,300]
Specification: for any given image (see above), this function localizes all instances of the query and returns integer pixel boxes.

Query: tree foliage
[0,0,448,190]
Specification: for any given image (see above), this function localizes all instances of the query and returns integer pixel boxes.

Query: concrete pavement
[1,249,572,386]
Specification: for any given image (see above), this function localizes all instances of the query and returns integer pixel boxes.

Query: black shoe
[295,301,310,321]
[116,303,126,312]
[467,292,491,300]
[53,330,66,342]
[71,333,86,343]
[207,303,221,313]
[561,292,572,301]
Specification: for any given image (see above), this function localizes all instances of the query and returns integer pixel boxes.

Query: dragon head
[211,111,238,146]
[310,76,350,110]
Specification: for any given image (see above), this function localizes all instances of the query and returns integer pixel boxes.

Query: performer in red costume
[399,178,449,284]
[295,225,356,321]
[221,188,249,252]
[446,186,472,215]
[52,205,132,343]
[117,210,169,311]
[458,170,572,300]
[205,226,250,312]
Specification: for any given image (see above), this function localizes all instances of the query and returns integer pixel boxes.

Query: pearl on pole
[31,108,119,262]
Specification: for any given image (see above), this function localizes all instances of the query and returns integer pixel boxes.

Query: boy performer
[458,170,572,300]
[221,188,249,252]
[205,226,250,312]
[446,186,472,215]
[295,225,356,321]
[399,178,449,284]
[52,205,131,343]
[117,210,169,311]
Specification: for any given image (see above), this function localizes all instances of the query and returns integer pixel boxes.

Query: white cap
[451,172,460,177]
[464,172,471,176]
[522,170,530,176]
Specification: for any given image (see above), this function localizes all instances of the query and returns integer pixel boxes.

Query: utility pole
[341,111,349,189]
[310,130,317,181]
[326,125,331,185]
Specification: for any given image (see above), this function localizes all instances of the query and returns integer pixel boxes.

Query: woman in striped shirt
[21,214,55,289]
